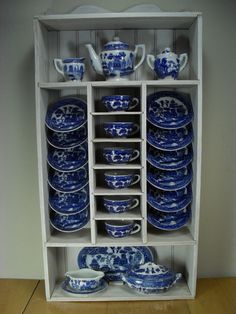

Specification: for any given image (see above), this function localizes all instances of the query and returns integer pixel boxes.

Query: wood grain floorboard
[0,279,39,314]
[2,278,236,314]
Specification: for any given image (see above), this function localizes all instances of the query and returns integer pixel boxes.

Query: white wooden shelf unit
[34,11,202,302]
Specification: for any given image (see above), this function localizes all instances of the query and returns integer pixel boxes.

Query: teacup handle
[54,58,65,78]
[130,174,140,186]
[129,149,140,162]
[130,198,139,210]
[146,54,155,70]
[129,97,139,110]
[134,44,146,71]
[179,53,188,72]
[130,223,141,235]
[130,123,140,136]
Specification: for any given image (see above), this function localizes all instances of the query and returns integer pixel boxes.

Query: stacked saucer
[45,97,90,232]
[146,91,193,231]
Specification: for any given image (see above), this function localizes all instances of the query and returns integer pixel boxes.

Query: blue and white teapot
[86,37,145,80]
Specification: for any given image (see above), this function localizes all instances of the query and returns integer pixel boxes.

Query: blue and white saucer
[147,206,191,231]
[147,184,192,212]
[147,145,193,171]
[62,279,107,295]
[49,184,89,215]
[45,97,87,132]
[147,123,193,151]
[48,164,88,193]
[50,207,89,233]
[147,91,193,129]
[47,125,87,149]
[47,142,88,172]
[147,165,193,191]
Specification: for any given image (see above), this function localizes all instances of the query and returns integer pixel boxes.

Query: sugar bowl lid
[124,262,181,283]
[104,37,129,50]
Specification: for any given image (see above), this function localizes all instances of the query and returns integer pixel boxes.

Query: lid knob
[113,36,120,41]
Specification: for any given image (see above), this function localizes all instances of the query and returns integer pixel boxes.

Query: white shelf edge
[38,80,199,90]
[92,138,143,143]
[93,164,142,170]
[93,188,143,196]
[91,112,143,116]
[50,278,193,301]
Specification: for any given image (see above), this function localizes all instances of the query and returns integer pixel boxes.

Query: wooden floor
[0,278,236,314]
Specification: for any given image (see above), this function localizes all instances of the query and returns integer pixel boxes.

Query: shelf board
[46,228,91,247]
[94,208,142,220]
[147,226,196,246]
[95,232,143,245]
[38,80,199,90]
[91,112,143,116]
[93,187,143,196]
[93,138,143,143]
[36,12,201,31]
[51,278,192,301]
[93,163,142,170]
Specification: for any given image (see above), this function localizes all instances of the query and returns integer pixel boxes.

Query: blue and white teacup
[104,171,140,189]
[103,147,140,164]
[101,95,139,111]
[147,48,188,80]
[105,220,141,238]
[103,196,139,213]
[54,57,85,81]
[104,122,139,138]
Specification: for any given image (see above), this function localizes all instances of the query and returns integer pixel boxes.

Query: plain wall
[0,0,235,279]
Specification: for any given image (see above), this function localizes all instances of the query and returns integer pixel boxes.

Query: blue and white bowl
[47,142,88,172]
[105,220,141,238]
[147,165,192,191]
[65,269,104,292]
[50,206,89,232]
[101,95,139,111]
[147,206,191,231]
[147,185,192,213]
[147,145,193,171]
[47,125,87,149]
[122,262,182,294]
[103,147,140,164]
[104,171,140,189]
[45,97,87,132]
[147,91,193,129]
[54,57,85,81]
[103,196,139,213]
[147,123,193,151]
[48,164,88,193]
[49,184,89,215]
[104,122,139,138]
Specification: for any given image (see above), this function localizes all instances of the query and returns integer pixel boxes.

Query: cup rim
[102,95,132,99]
[104,122,134,126]
[103,147,133,152]
[103,196,131,202]
[63,57,85,63]
[104,171,133,177]
[105,220,134,227]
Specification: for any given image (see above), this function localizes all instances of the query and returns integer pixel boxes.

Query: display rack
[34,10,202,301]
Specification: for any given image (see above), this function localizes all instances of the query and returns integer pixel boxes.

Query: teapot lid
[104,37,129,50]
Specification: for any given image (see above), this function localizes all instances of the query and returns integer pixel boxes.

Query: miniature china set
[46,37,191,296]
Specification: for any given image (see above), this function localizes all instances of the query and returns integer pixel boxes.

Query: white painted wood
[34,11,202,302]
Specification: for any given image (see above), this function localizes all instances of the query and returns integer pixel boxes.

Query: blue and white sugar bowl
[103,196,139,213]
[54,57,85,81]
[101,95,139,111]
[147,48,188,80]
[86,37,145,80]
[105,220,141,238]
[122,262,182,294]
[104,171,140,189]
[103,147,140,164]
[104,122,139,138]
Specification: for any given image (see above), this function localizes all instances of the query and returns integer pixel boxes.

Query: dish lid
[103,37,129,50]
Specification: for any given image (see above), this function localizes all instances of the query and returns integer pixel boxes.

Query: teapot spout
[86,44,103,75]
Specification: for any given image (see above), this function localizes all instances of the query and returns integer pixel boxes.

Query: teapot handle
[179,53,188,72]
[146,54,155,70]
[134,44,146,71]
[54,58,65,78]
